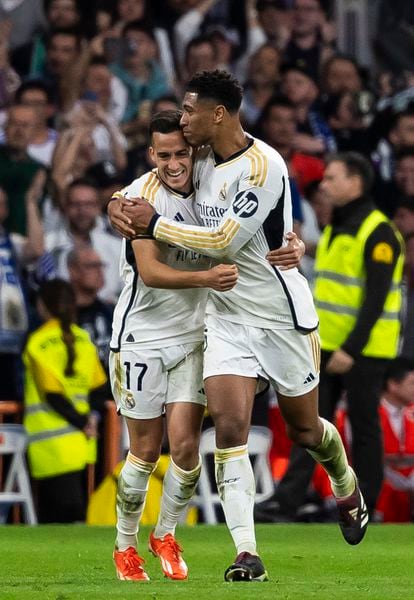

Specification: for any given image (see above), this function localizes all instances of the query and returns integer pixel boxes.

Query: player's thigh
[263,328,320,398]
[109,348,167,420]
[165,343,205,411]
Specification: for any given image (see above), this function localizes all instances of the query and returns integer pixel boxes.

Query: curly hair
[186,69,243,114]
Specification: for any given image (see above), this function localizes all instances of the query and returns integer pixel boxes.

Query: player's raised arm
[133,239,238,291]
[124,180,283,260]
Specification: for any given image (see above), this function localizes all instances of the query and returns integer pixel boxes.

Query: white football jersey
[152,136,319,330]
[110,170,210,350]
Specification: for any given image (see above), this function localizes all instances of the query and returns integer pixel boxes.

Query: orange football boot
[113,546,150,581]
[148,531,188,580]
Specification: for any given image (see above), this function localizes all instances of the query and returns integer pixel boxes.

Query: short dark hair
[259,94,294,123]
[186,69,243,114]
[46,27,82,49]
[149,110,183,137]
[122,19,155,41]
[383,356,414,390]
[327,152,374,195]
[391,107,414,130]
[15,79,53,104]
[67,177,98,199]
[185,35,217,63]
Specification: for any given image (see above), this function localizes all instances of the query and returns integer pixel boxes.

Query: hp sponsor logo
[232,191,258,217]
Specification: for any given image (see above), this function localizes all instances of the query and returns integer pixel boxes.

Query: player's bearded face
[150,130,193,193]
[180,92,214,146]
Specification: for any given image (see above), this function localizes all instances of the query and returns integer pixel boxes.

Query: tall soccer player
[111,71,369,582]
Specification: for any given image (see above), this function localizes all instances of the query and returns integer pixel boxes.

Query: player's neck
[212,123,248,161]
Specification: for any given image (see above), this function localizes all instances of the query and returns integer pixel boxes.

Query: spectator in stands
[282,0,334,82]
[23,278,107,523]
[374,358,414,522]
[68,246,113,372]
[30,29,87,110]
[323,91,371,155]
[110,20,169,124]
[51,98,127,201]
[0,174,45,400]
[372,107,414,183]
[81,57,127,124]
[271,152,404,519]
[240,43,281,128]
[375,148,414,218]
[256,0,293,49]
[45,179,122,304]
[182,34,218,85]
[85,160,128,231]
[12,80,58,167]
[281,61,336,155]
[321,54,364,96]
[0,104,45,236]
[393,199,414,239]
[257,95,325,194]
[11,0,82,77]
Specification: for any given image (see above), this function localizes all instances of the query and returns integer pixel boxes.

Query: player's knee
[286,425,320,449]
[213,416,248,447]
[170,437,199,469]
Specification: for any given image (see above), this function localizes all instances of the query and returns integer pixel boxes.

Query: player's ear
[213,105,225,124]
[148,146,156,165]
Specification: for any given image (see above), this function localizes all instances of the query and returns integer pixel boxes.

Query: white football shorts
[109,342,205,419]
[203,316,320,397]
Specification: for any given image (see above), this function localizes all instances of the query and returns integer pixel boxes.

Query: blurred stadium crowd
[1,0,414,523]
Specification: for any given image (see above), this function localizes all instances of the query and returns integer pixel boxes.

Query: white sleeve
[153,176,286,259]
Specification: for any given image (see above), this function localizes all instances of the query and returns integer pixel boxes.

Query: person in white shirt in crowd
[46,178,122,304]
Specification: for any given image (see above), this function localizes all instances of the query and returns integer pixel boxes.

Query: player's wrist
[148,212,161,236]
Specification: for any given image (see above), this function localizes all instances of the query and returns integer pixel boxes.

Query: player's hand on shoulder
[206,263,238,291]
[123,197,156,234]
[266,232,305,270]
[108,194,136,238]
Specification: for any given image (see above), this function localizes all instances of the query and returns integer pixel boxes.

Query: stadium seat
[0,424,37,525]
[193,426,274,524]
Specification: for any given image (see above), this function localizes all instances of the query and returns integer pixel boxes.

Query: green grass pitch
[1,524,413,599]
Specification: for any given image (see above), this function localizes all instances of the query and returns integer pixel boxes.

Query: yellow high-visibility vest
[23,319,107,479]
[314,210,404,358]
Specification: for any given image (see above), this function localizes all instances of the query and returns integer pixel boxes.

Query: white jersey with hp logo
[153,136,318,331]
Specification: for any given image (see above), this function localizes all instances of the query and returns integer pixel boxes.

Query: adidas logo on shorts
[303,372,316,385]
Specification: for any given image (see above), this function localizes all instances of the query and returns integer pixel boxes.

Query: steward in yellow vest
[23,279,107,523]
[314,208,404,358]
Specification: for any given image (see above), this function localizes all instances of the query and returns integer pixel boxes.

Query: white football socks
[115,452,156,551]
[215,445,257,555]
[307,418,355,498]
[154,457,201,539]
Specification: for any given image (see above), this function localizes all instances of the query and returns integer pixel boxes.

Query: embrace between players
[108,70,368,584]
